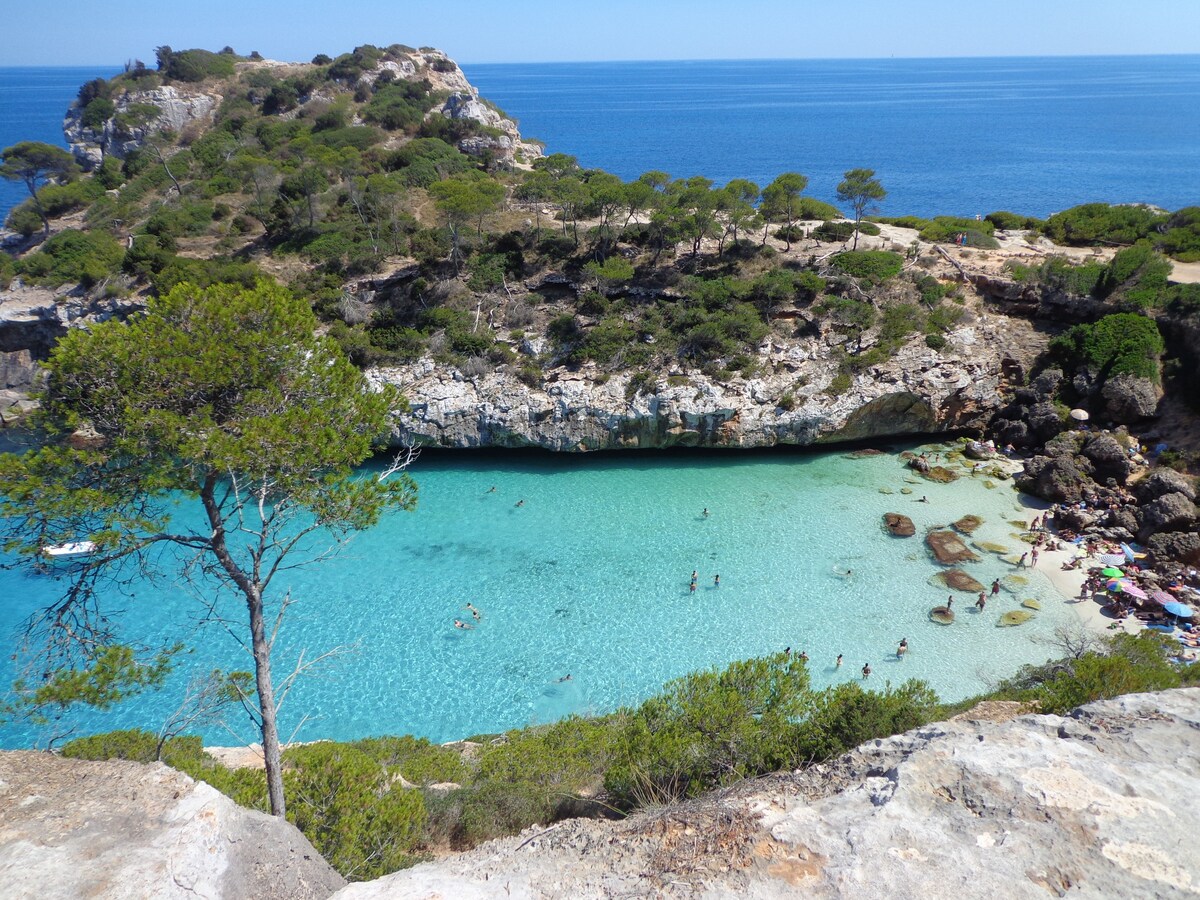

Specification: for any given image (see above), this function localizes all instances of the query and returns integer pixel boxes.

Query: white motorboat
[41,540,98,559]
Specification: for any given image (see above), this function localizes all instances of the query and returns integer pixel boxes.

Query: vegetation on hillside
[59,632,1200,881]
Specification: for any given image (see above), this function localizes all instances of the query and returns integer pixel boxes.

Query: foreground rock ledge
[336,689,1200,899]
[0,752,344,900]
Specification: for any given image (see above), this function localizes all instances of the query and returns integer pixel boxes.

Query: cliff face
[374,312,1040,450]
[336,689,1200,899]
[0,751,345,900]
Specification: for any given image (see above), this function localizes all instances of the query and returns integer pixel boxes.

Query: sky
[2,0,1198,66]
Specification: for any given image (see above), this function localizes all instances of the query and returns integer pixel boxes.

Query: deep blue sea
[464,56,1200,217]
[2,57,1199,222]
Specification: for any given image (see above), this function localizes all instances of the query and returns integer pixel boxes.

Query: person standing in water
[991,579,1001,596]
[836,653,843,668]
[862,662,872,679]
[946,595,954,609]
[714,574,720,587]
[976,592,986,611]
[897,638,908,659]
[703,508,710,518]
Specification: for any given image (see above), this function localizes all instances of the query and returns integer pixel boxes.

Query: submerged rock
[921,465,960,483]
[952,514,984,534]
[929,605,955,624]
[999,609,1034,626]
[938,570,985,592]
[926,530,980,564]
[883,513,916,537]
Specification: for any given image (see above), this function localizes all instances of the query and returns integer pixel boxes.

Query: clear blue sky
[3,0,1198,66]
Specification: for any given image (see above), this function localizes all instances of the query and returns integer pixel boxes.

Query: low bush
[1048,312,1164,382]
[985,210,1045,231]
[1042,202,1162,247]
[18,228,124,287]
[830,250,904,284]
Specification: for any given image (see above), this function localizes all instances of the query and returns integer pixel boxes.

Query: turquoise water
[1,445,1077,748]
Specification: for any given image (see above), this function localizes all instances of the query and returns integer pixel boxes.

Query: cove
[0,444,1076,749]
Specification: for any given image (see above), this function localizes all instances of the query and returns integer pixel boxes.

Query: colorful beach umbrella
[1098,553,1127,567]
[1163,600,1195,618]
[1120,583,1148,601]
[1106,579,1123,592]
[1150,589,1176,606]
[1101,567,1125,578]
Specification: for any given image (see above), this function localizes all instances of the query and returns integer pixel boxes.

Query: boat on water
[41,540,97,559]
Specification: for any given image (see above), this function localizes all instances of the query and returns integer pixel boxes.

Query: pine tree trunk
[248,589,286,817]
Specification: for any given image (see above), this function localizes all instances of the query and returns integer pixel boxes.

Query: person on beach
[991,578,1001,596]
[836,653,843,668]
[454,619,474,630]
[897,638,908,659]
[976,593,986,611]
[862,662,872,679]
[1018,552,1028,568]
[1031,548,1040,568]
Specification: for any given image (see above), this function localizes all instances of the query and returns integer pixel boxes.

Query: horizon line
[3,50,1200,70]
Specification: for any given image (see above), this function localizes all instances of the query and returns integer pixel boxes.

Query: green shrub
[830,250,903,284]
[1042,202,1163,247]
[873,215,929,230]
[80,97,116,129]
[985,210,1044,231]
[283,742,426,880]
[0,253,15,290]
[813,221,856,242]
[1048,312,1164,382]
[163,48,236,83]
[150,257,261,295]
[18,229,124,287]
[925,333,947,350]
[795,197,842,221]
[1155,206,1200,261]
[826,372,852,395]
[795,680,938,761]
[362,81,436,133]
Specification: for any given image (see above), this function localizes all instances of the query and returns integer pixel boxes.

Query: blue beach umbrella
[1163,600,1194,618]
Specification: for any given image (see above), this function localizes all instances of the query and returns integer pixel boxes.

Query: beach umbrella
[1149,589,1176,606]
[1069,408,1090,421]
[1120,582,1148,601]
[1106,579,1123,592]
[1163,600,1195,618]
[1098,553,1127,567]
[1120,542,1140,563]
[1101,567,1125,578]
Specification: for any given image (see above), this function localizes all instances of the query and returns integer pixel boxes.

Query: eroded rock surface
[334,689,1200,899]
[0,751,344,900]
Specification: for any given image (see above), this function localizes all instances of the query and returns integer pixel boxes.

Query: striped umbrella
[1149,589,1176,606]
[1098,553,1127,567]
[1120,582,1148,601]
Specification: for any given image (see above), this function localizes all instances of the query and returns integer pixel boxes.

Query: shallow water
[0,444,1075,748]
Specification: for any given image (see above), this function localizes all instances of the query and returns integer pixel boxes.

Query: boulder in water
[999,610,1034,626]
[930,606,955,624]
[939,570,985,592]
[1022,599,1042,610]
[953,515,984,534]
[884,513,916,537]
[926,530,980,564]
[922,466,959,483]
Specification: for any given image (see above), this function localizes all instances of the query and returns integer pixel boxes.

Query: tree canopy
[0,141,80,237]
[0,279,417,816]
[836,168,886,250]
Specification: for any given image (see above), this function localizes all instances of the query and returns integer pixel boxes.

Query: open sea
[0,56,1193,748]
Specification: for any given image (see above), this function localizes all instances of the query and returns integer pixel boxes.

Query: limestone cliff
[373,310,1041,450]
[0,751,345,900]
[335,689,1200,899]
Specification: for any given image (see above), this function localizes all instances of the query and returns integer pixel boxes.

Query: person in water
[702,508,710,518]
[918,496,929,503]
[836,653,843,668]
[976,592,986,611]
[862,662,872,679]
[467,603,482,621]
[515,499,525,507]
[799,650,809,662]
[557,674,572,682]
[487,486,496,493]
[991,578,1001,596]
[454,619,474,630]
[714,574,720,586]
[689,581,697,592]
[897,638,908,658]
[946,596,954,609]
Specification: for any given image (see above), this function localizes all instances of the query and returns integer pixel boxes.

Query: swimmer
[703,508,710,518]
[453,619,474,630]
[784,646,791,657]
[844,569,852,576]
[691,570,698,582]
[557,674,572,682]
[689,581,697,592]
[897,638,908,659]
[799,650,809,662]
[862,662,872,679]
[836,653,843,667]
[487,486,496,493]
[515,499,525,507]
[714,574,720,586]
[918,496,929,503]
